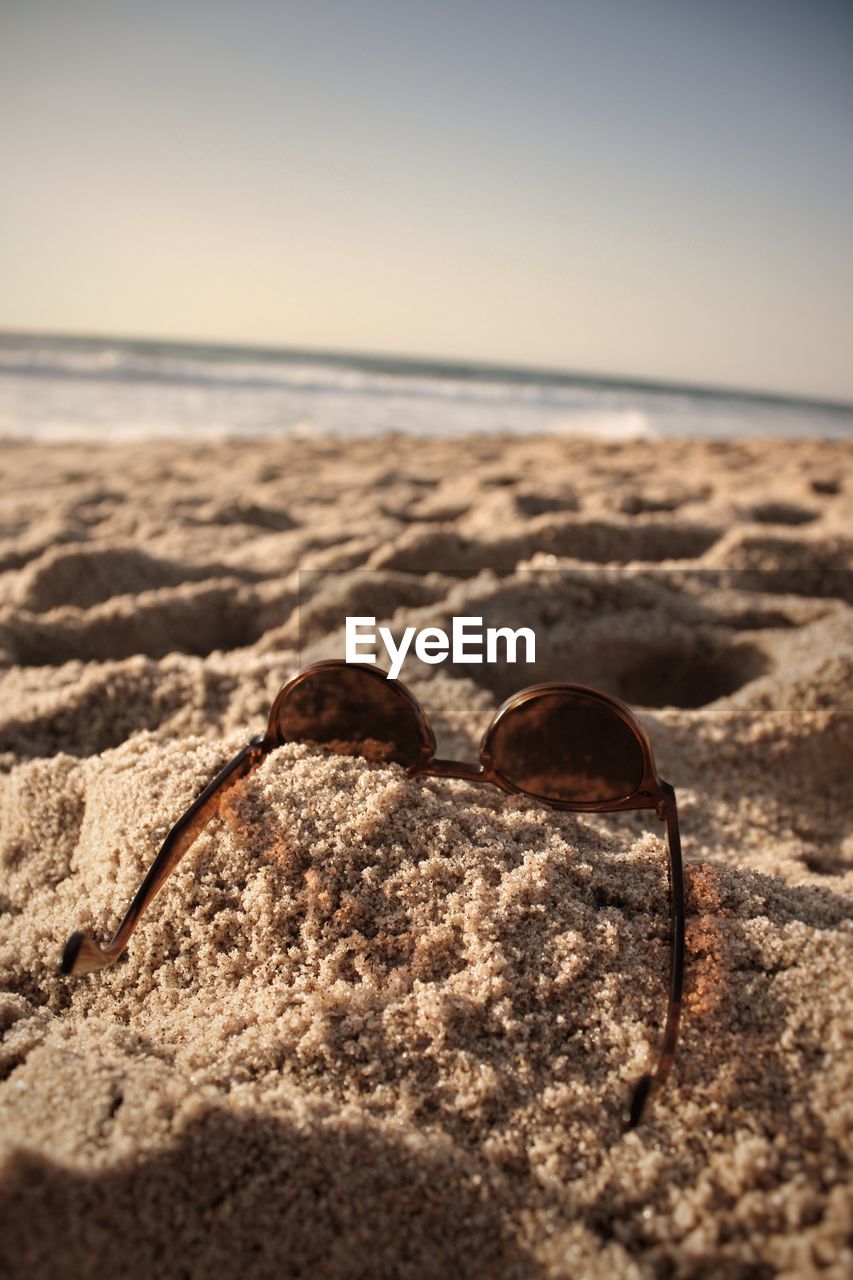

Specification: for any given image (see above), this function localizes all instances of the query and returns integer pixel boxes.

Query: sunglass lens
[489,690,646,804]
[275,665,426,769]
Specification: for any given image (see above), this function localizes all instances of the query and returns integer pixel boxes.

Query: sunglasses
[61,659,685,1129]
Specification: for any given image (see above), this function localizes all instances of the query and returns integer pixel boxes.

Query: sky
[1,0,851,401]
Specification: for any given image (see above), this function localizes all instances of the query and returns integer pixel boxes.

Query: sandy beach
[0,433,851,1278]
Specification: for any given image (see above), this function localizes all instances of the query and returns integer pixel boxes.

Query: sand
[0,434,851,1279]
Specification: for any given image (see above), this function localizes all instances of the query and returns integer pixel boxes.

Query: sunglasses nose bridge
[425,757,488,783]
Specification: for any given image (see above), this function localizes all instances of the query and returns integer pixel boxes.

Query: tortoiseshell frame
[61,659,684,1129]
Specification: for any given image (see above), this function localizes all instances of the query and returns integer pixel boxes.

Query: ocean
[0,332,850,443]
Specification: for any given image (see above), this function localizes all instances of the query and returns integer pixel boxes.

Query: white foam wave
[0,335,850,443]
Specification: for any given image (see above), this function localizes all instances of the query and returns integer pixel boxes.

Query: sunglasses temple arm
[60,735,269,977]
[627,779,685,1128]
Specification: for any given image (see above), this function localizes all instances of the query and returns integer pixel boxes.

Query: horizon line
[1,325,852,417]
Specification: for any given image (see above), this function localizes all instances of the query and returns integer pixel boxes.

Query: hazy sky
[1,0,851,399]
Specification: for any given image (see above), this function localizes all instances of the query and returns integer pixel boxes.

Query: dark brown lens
[274,666,426,769]
[489,690,646,804]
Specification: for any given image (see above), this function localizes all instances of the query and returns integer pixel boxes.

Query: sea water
[1,332,850,443]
